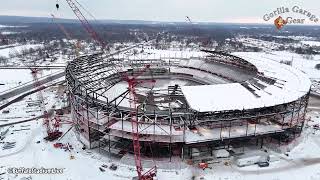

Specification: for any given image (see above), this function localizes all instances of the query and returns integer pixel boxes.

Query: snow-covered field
[0,25,27,29]
[0,84,66,124]
[0,43,66,92]
[0,31,20,35]
[0,44,43,58]
[236,37,282,50]
[0,69,63,93]
[301,41,320,47]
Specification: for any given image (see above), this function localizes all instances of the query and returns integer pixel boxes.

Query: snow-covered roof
[182,84,254,112]
[182,57,312,112]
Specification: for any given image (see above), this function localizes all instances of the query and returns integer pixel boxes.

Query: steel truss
[66,52,311,162]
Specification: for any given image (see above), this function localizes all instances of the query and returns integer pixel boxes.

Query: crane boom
[125,65,153,179]
[61,1,156,178]
[51,14,72,40]
[123,65,157,180]
[51,14,81,57]
[65,0,106,49]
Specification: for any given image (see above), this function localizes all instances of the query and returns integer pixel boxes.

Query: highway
[0,65,65,69]
[0,71,65,101]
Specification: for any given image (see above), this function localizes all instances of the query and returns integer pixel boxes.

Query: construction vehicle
[44,116,63,141]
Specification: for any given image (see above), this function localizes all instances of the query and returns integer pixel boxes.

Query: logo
[274,16,287,29]
[263,6,319,30]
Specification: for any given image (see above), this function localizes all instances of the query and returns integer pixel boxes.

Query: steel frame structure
[66,51,310,162]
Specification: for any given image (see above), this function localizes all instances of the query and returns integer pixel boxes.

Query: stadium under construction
[66,49,311,160]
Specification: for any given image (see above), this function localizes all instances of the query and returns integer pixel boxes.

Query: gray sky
[0,0,319,23]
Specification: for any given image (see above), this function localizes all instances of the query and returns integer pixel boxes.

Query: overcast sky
[0,0,319,23]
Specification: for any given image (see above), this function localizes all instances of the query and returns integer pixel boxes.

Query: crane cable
[56,0,98,23]
[74,0,98,22]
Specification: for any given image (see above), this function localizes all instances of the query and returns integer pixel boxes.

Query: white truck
[236,153,270,167]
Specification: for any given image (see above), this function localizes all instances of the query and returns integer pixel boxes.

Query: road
[0,71,65,101]
[0,66,65,70]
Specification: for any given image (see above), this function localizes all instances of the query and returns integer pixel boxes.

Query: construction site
[0,1,320,180]
[67,46,311,160]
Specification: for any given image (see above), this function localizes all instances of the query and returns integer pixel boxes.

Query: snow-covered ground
[0,31,20,35]
[0,25,27,29]
[0,101,319,180]
[301,41,320,47]
[0,44,66,92]
[236,37,282,50]
[0,110,191,180]
[0,44,42,58]
[0,69,63,93]
[198,111,320,180]
[0,84,66,125]
[233,51,320,80]
[233,51,320,95]
[0,45,319,179]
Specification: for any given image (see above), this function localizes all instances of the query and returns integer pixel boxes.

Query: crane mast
[3,35,62,141]
[124,65,157,180]
[60,0,156,179]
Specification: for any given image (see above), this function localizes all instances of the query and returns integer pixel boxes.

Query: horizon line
[0,14,320,26]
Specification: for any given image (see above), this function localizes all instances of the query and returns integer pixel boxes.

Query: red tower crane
[58,1,156,179]
[6,41,62,141]
[64,0,106,49]
[124,65,157,180]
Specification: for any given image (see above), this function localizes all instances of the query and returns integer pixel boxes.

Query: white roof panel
[181,83,259,112]
[181,53,311,112]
